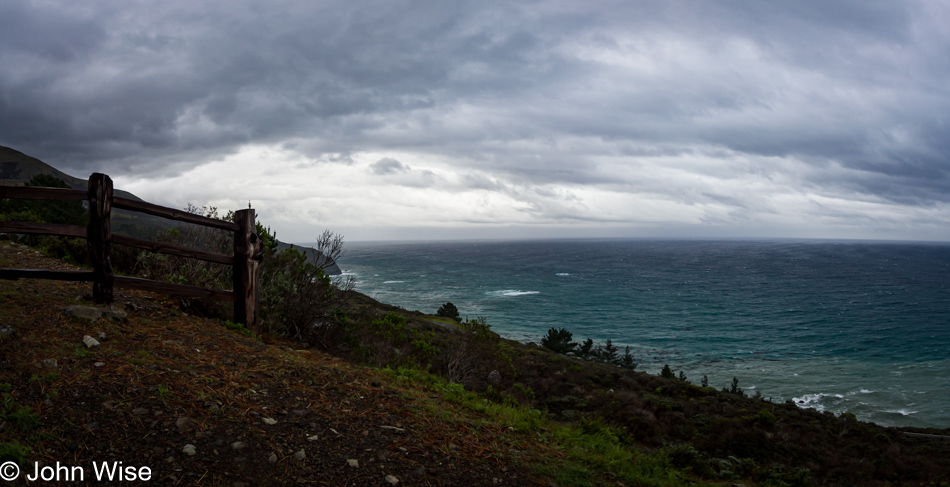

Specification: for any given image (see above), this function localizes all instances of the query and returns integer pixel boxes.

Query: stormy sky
[2,0,949,242]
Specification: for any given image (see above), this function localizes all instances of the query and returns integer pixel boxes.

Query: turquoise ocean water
[337,239,950,428]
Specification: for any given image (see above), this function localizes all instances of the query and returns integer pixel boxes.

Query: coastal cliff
[2,241,950,485]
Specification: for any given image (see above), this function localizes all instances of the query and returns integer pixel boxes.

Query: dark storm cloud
[1,0,949,213]
[370,158,410,175]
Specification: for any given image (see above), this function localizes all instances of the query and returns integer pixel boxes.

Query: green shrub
[723,377,744,396]
[131,206,348,341]
[438,317,513,386]
[359,312,422,367]
[260,248,335,339]
[133,205,234,315]
[411,336,440,358]
[8,405,41,431]
[0,441,29,466]
[575,338,594,359]
[595,339,620,364]
[755,408,777,427]
[436,302,461,322]
[540,327,576,354]
[0,388,41,432]
[512,383,535,400]
[619,346,637,370]
[664,444,711,476]
[661,364,675,379]
[371,312,409,340]
[222,320,259,339]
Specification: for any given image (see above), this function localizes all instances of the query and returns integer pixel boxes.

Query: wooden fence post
[87,173,114,303]
[233,209,261,331]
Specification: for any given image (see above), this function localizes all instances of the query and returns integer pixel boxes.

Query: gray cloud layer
[2,0,949,239]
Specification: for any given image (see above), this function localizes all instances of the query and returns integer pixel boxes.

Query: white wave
[488,290,540,297]
[383,280,405,284]
[792,392,845,412]
[885,408,918,416]
[555,273,571,276]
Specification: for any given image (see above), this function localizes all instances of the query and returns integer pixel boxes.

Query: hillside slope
[0,242,537,485]
[2,239,950,486]
[0,145,142,202]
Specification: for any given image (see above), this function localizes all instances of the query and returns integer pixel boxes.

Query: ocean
[337,239,950,428]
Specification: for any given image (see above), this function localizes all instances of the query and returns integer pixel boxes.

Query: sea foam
[488,290,540,297]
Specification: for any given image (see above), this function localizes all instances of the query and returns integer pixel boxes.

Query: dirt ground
[0,241,542,486]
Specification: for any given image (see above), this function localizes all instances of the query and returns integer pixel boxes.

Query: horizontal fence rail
[0,269,96,281]
[0,186,87,201]
[0,221,86,238]
[0,173,260,330]
[111,234,234,265]
[113,276,236,301]
[112,197,241,232]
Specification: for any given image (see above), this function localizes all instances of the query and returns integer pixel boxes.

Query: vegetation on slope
[0,241,716,486]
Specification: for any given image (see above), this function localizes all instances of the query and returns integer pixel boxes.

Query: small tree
[436,302,461,322]
[260,248,334,340]
[576,338,594,360]
[600,339,620,365]
[619,346,637,370]
[313,229,345,271]
[724,376,744,396]
[661,364,676,379]
[540,327,576,354]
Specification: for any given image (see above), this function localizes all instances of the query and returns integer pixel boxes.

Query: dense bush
[618,346,637,369]
[724,376,744,396]
[132,205,348,338]
[661,364,675,379]
[259,248,334,339]
[595,339,620,363]
[134,205,234,288]
[576,338,594,359]
[436,317,513,387]
[436,302,460,322]
[540,327,576,354]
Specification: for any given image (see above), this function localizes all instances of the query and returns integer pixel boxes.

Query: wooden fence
[0,173,262,330]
